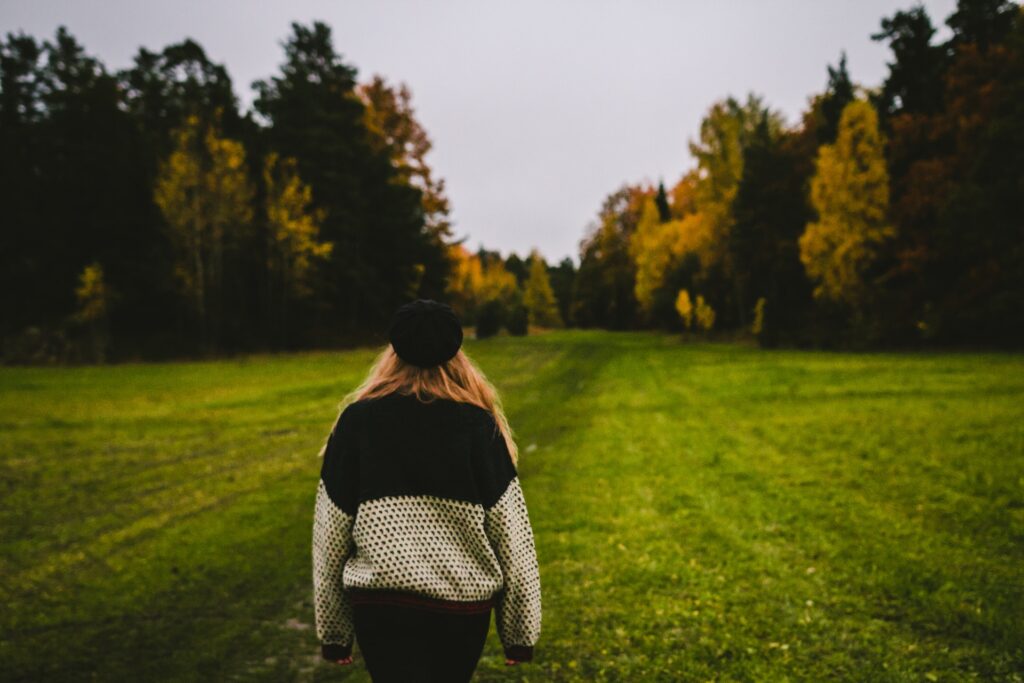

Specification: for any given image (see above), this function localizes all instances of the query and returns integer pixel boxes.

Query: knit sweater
[312,391,542,662]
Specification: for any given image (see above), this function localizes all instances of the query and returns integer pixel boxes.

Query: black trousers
[353,603,491,682]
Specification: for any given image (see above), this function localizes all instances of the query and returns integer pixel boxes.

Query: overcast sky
[4,0,957,265]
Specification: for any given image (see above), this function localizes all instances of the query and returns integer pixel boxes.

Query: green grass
[1,330,1022,682]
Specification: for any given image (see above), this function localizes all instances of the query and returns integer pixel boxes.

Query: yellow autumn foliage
[263,152,332,299]
[445,244,484,319]
[752,297,767,336]
[154,114,254,329]
[444,245,520,317]
[675,289,694,329]
[523,249,563,327]
[799,99,894,309]
[695,295,716,331]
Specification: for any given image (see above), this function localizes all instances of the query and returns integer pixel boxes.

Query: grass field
[1,329,1023,682]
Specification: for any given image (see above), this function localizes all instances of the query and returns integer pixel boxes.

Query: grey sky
[4,0,957,266]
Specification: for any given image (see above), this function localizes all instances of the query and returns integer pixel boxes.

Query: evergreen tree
[688,94,784,326]
[503,252,529,286]
[817,52,856,144]
[946,0,1017,52]
[119,39,245,159]
[654,180,671,222]
[570,185,642,329]
[872,7,947,119]
[730,119,815,343]
[253,21,437,335]
[0,28,166,355]
[547,257,577,327]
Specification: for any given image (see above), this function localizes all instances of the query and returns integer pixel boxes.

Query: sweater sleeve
[312,406,360,660]
[475,414,542,661]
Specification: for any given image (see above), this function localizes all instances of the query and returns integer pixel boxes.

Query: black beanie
[387,299,464,368]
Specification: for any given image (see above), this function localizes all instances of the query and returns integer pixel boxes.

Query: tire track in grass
[1,427,324,568]
[3,469,320,682]
[1,447,312,610]
[2,453,301,591]
[1,371,365,597]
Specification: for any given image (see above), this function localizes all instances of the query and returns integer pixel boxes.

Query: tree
[263,152,332,343]
[872,7,947,119]
[357,75,454,247]
[752,297,767,337]
[675,289,694,330]
[695,295,716,331]
[817,53,857,143]
[478,258,520,309]
[570,185,643,329]
[799,99,894,316]
[627,188,704,326]
[118,39,244,158]
[506,303,529,336]
[620,172,712,330]
[503,252,529,286]
[687,94,784,327]
[654,180,671,222]
[629,195,669,318]
[444,243,485,321]
[254,22,444,334]
[475,299,505,339]
[117,36,254,349]
[730,120,816,344]
[523,250,564,328]
[73,262,112,363]
[547,257,577,327]
[154,114,254,351]
[946,0,1017,52]
[0,27,167,353]
[923,4,1024,343]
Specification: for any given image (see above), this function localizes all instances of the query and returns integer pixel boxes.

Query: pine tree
[654,180,671,222]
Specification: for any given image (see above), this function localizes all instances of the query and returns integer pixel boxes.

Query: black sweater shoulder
[320,393,517,511]
[459,402,519,508]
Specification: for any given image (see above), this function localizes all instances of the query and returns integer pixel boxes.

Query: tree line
[572,0,1023,348]
[0,22,515,361]
[3,1,1021,363]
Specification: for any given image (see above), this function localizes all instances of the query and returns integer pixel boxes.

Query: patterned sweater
[312,391,542,662]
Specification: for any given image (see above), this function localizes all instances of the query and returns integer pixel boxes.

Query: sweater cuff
[321,642,353,660]
[504,644,534,662]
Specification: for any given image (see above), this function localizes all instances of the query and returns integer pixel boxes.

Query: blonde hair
[323,344,519,465]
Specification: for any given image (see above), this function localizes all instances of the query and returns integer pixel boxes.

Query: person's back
[312,300,542,682]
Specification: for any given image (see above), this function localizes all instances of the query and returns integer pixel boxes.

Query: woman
[312,299,542,682]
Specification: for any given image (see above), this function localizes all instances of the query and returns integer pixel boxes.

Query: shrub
[506,304,529,336]
[475,299,506,338]
[675,289,694,330]
[695,295,716,331]
[752,297,766,337]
